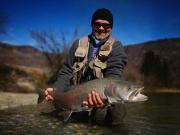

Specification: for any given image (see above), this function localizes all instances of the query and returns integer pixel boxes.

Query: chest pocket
[89,37,115,78]
[72,36,89,85]
[72,36,116,84]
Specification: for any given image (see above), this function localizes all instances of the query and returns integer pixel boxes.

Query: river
[0,93,180,135]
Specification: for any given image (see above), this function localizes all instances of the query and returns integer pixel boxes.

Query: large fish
[38,78,148,121]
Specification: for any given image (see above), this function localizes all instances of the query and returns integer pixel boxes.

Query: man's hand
[44,88,54,101]
[83,90,104,108]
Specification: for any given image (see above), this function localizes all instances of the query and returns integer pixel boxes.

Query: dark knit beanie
[91,8,113,28]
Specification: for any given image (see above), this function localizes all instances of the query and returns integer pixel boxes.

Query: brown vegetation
[0,43,51,93]
[122,38,180,92]
[0,38,180,93]
[0,64,47,93]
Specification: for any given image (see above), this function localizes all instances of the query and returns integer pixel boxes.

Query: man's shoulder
[112,39,124,48]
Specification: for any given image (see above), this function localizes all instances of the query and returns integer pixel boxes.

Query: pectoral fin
[104,85,118,104]
[63,111,73,122]
[107,96,117,104]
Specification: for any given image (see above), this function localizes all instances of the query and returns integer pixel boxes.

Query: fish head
[104,81,148,103]
[124,85,148,102]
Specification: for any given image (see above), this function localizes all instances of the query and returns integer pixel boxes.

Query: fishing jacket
[53,34,127,92]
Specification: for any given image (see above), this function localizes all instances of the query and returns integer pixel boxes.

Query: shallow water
[0,93,180,135]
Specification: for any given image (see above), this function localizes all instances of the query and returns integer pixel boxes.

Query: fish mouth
[127,87,148,102]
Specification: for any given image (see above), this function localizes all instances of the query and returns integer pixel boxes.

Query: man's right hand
[82,90,104,108]
[44,88,54,101]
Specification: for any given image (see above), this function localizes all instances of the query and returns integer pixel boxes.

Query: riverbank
[144,88,180,93]
[0,92,38,110]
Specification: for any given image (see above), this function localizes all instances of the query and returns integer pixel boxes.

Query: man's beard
[94,30,111,40]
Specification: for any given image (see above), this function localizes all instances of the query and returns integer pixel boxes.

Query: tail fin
[37,88,46,104]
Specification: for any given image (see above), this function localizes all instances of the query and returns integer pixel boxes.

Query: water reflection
[0,93,180,135]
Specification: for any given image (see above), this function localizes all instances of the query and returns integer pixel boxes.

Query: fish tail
[37,88,46,104]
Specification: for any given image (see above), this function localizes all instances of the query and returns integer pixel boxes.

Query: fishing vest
[72,36,116,85]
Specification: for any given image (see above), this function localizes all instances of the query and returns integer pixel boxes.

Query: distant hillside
[0,38,180,93]
[0,42,50,93]
[0,42,49,69]
[123,38,180,90]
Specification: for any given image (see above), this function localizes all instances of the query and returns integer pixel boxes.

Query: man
[44,8,127,124]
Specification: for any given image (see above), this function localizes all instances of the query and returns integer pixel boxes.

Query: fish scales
[52,78,117,111]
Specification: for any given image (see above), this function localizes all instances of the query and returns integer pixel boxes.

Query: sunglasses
[93,22,112,29]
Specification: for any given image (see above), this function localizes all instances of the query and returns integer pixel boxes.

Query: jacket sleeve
[52,40,79,92]
[104,41,127,78]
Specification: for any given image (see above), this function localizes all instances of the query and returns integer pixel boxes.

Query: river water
[0,93,180,135]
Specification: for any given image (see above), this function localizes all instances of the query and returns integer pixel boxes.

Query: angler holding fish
[39,8,147,125]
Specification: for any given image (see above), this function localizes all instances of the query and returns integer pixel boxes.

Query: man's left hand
[82,90,104,108]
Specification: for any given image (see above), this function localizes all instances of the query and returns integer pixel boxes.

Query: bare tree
[30,28,78,84]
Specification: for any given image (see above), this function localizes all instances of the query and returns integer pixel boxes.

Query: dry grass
[0,64,49,93]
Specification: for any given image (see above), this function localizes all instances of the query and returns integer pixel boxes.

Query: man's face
[92,19,112,40]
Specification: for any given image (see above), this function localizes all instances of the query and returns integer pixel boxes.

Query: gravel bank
[0,92,38,110]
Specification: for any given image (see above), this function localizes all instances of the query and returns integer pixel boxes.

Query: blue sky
[1,0,180,47]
